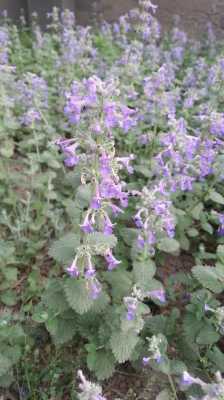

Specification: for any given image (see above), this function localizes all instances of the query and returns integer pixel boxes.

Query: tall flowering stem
[56,75,136,299]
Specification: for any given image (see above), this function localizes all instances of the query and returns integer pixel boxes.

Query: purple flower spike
[104,250,121,271]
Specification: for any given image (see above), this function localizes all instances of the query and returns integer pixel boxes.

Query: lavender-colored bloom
[110,204,124,216]
[217,214,224,236]
[148,289,166,303]
[181,371,197,387]
[103,213,115,235]
[80,213,94,234]
[20,109,41,126]
[137,235,145,249]
[117,154,135,174]
[0,27,9,64]
[66,258,79,278]
[84,255,96,278]
[124,296,138,320]
[104,250,121,270]
[142,357,150,366]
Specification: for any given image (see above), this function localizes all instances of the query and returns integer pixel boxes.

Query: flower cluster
[56,76,136,298]
[134,182,176,255]
[77,370,106,400]
[180,371,224,400]
[0,26,9,65]
[142,334,164,366]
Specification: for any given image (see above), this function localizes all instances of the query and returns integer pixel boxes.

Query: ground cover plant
[1,1,224,398]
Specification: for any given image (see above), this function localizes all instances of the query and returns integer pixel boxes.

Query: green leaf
[46,312,77,345]
[75,184,92,208]
[87,348,116,380]
[156,390,172,400]
[207,346,224,372]
[157,238,180,254]
[169,360,186,375]
[2,267,18,282]
[0,290,18,306]
[120,228,138,246]
[104,269,132,300]
[133,259,156,289]
[64,279,94,314]
[86,232,117,252]
[196,324,220,345]
[0,371,14,387]
[0,354,12,377]
[209,191,224,205]
[49,233,80,264]
[110,330,138,363]
[90,291,110,313]
[192,265,224,294]
[191,203,204,220]
[42,279,69,314]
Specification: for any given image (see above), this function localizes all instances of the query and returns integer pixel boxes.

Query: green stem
[168,374,179,400]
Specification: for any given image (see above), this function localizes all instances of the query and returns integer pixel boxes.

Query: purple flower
[218,214,224,236]
[181,371,197,387]
[110,204,124,216]
[80,212,94,233]
[137,235,145,249]
[117,155,135,174]
[20,109,41,126]
[104,250,121,270]
[84,256,96,278]
[142,357,150,366]
[134,211,144,228]
[103,213,115,235]
[124,296,138,320]
[66,258,79,278]
[148,289,166,303]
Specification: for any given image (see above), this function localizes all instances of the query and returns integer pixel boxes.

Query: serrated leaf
[120,228,138,246]
[157,238,180,254]
[49,233,80,264]
[133,259,156,289]
[64,279,94,314]
[87,348,116,380]
[192,265,224,293]
[86,232,117,251]
[76,184,92,208]
[196,324,220,345]
[90,291,110,313]
[42,279,69,314]
[46,314,77,345]
[144,315,167,335]
[110,330,138,363]
[104,269,132,300]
